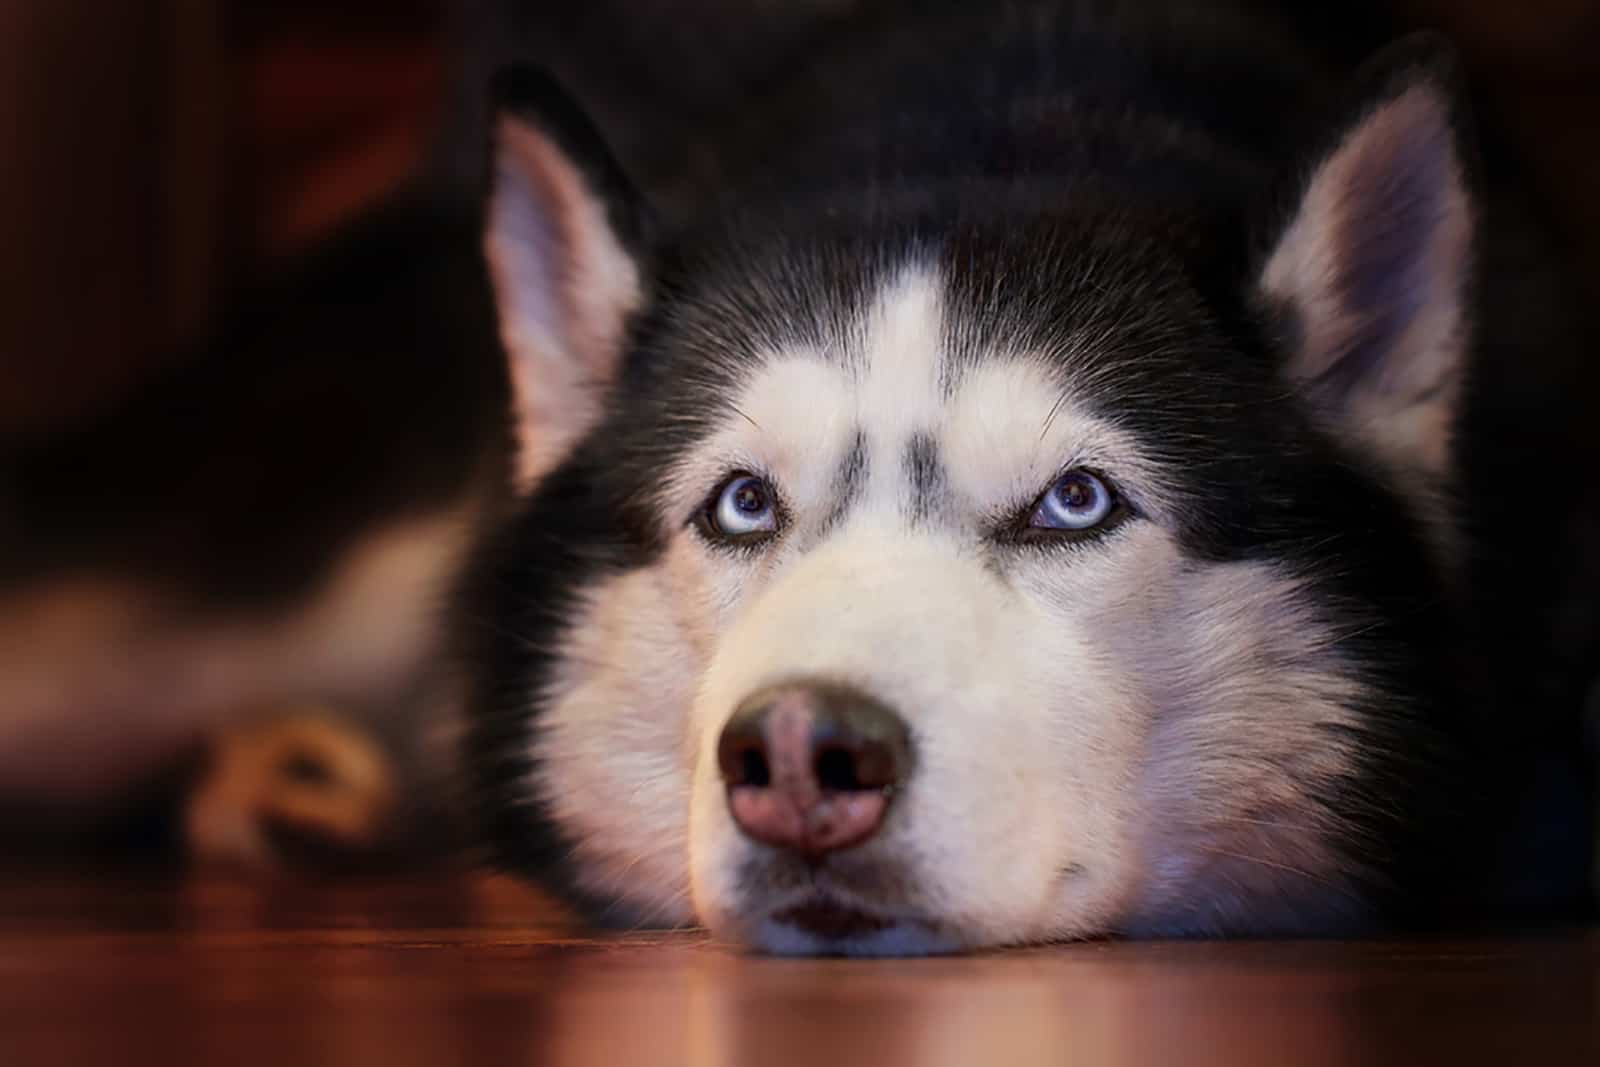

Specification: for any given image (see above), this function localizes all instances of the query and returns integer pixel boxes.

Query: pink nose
[717,682,912,857]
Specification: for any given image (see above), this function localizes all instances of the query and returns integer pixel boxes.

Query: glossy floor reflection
[0,872,1594,1066]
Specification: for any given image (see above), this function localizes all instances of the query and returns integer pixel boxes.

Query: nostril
[718,718,773,787]
[740,746,771,788]
[813,745,860,791]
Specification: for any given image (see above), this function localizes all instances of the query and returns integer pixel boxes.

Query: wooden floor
[0,872,1594,1066]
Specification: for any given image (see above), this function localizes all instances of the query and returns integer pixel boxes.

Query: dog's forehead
[652,258,1197,528]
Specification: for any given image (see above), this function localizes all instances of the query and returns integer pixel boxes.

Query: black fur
[458,442,667,923]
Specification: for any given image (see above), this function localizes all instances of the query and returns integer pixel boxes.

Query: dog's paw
[184,710,395,872]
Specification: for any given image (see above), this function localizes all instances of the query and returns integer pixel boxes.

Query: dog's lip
[769,892,902,939]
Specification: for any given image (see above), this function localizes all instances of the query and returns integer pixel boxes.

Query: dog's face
[467,54,1473,954]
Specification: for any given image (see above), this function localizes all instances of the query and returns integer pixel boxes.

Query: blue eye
[1029,470,1117,531]
[706,474,779,540]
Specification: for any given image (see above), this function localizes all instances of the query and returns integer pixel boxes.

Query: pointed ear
[484,67,648,491]
[1258,35,1475,488]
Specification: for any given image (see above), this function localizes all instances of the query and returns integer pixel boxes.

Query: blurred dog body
[0,197,513,862]
[0,509,466,808]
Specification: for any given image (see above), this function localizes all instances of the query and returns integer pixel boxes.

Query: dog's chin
[734,894,964,957]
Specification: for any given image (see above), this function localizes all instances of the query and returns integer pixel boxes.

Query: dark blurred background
[2,1,1598,445]
[0,2,444,441]
[0,0,1579,437]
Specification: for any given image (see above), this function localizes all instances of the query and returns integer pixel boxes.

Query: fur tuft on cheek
[524,539,724,925]
[1114,560,1383,935]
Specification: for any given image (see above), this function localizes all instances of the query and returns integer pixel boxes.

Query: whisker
[1193,844,1363,902]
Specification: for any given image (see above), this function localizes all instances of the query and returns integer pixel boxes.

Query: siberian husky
[460,0,1599,953]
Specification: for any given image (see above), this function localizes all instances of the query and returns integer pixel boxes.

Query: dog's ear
[484,67,648,491]
[1259,35,1474,488]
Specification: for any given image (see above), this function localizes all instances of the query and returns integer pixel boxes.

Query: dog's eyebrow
[904,432,945,525]
[821,428,869,533]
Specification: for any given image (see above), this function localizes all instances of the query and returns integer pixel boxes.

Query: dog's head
[464,40,1475,954]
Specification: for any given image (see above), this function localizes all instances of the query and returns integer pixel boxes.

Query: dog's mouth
[733,859,958,955]
[755,891,959,955]
[771,894,895,939]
